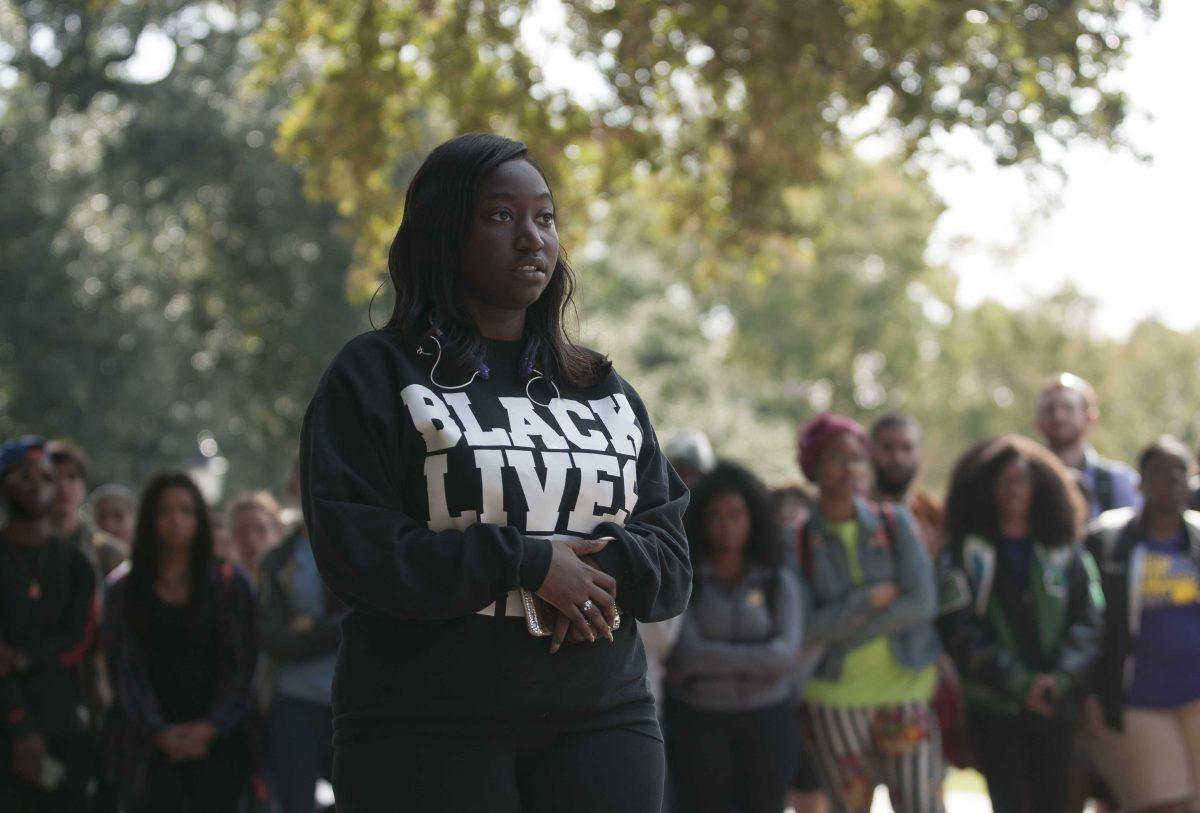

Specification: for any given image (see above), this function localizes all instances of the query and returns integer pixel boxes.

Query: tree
[251,0,1158,283]
[1,0,362,493]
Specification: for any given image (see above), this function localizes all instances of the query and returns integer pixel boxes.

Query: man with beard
[0,437,98,812]
[1035,373,1139,520]
[870,412,946,556]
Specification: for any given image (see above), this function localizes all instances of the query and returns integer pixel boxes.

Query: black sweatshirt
[0,533,97,739]
[299,331,691,742]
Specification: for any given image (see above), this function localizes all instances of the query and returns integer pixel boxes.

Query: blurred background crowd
[5,372,1200,812]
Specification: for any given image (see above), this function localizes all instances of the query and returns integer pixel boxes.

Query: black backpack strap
[1093,465,1116,513]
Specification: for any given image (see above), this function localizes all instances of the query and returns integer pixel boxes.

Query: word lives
[401,384,644,534]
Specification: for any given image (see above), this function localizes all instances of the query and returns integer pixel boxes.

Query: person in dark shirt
[301,133,692,813]
[0,436,98,813]
[1086,436,1200,811]
[939,435,1104,813]
[101,471,257,813]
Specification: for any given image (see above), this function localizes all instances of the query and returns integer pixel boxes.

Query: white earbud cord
[417,334,559,405]
[415,335,485,391]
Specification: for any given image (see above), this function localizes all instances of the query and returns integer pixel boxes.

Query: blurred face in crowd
[873,423,920,498]
[52,459,86,520]
[3,456,56,521]
[774,491,812,533]
[995,457,1034,525]
[817,432,869,502]
[231,506,280,569]
[674,464,706,490]
[1140,452,1190,516]
[1036,387,1095,451]
[94,495,135,544]
[156,485,199,554]
[703,491,752,560]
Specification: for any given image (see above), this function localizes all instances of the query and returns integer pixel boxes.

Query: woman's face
[155,486,199,554]
[703,491,752,559]
[994,457,1033,525]
[1141,453,1190,514]
[231,507,280,568]
[816,432,869,500]
[457,159,559,321]
[94,496,135,544]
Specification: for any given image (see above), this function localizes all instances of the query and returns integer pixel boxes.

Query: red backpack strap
[873,501,898,555]
[797,518,815,578]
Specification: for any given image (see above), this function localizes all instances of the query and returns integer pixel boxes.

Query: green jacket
[938,535,1104,715]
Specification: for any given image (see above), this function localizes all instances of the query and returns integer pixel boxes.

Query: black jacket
[299,331,691,740]
[1086,507,1200,730]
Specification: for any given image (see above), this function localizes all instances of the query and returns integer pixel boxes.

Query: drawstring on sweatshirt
[524,371,560,408]
[416,334,490,391]
[416,332,559,406]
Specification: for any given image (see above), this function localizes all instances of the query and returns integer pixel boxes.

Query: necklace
[13,543,47,601]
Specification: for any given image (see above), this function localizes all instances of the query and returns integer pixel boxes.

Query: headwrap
[0,436,47,478]
[797,413,870,482]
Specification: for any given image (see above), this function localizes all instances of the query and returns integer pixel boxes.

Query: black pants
[333,725,665,813]
[666,698,800,813]
[0,728,94,813]
[268,696,334,813]
[133,737,248,813]
[968,708,1076,813]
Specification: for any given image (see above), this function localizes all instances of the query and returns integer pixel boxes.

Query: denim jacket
[798,496,941,681]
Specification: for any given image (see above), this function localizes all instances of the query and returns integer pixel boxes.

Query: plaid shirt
[100,561,258,805]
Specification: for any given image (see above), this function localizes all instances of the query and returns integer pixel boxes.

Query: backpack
[797,501,897,579]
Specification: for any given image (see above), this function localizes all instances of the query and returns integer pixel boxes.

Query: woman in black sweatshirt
[299,133,692,812]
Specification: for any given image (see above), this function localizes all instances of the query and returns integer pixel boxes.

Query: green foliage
[252,0,1159,281]
[2,0,1192,506]
[0,1,362,493]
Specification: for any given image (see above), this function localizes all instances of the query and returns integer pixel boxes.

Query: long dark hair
[685,461,785,579]
[384,132,611,391]
[945,435,1085,550]
[126,471,216,637]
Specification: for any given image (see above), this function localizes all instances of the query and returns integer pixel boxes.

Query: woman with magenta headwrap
[794,414,944,813]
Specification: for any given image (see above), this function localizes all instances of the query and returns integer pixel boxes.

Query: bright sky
[923,0,1199,338]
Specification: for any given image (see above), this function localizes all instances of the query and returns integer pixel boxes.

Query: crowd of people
[0,441,339,812]
[4,129,1200,813]
[4,371,1198,813]
[646,373,1200,813]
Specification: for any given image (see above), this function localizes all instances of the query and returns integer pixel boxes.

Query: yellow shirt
[805,520,937,707]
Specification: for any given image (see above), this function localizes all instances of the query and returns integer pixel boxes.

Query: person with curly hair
[796,414,944,813]
[664,461,803,813]
[939,435,1104,813]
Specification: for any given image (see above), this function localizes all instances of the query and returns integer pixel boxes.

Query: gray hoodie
[666,563,803,712]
